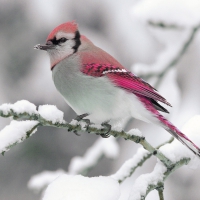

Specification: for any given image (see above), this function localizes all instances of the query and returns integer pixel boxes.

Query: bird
[34,21,200,157]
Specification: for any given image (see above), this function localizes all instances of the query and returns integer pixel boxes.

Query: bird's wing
[81,63,171,107]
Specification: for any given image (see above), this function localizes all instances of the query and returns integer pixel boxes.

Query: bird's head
[34,21,81,68]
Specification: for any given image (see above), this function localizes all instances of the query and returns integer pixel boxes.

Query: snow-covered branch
[1,101,200,200]
[133,23,200,85]
[128,159,190,200]
[0,120,39,155]
[0,100,174,168]
[111,137,174,183]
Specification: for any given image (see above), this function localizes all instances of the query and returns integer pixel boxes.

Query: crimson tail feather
[158,115,200,157]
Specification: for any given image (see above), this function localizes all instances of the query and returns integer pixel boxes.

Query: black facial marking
[72,31,81,53]
[47,37,68,45]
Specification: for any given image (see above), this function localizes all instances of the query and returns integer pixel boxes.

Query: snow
[0,120,39,153]
[69,119,87,131]
[28,169,66,193]
[38,105,65,123]
[128,162,166,200]
[127,129,143,137]
[0,100,38,115]
[131,0,200,27]
[42,174,120,200]
[159,115,200,169]
[68,137,119,174]
[132,29,191,76]
[111,148,149,182]
[69,119,78,126]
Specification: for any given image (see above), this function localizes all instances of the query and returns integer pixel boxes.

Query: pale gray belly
[52,62,131,123]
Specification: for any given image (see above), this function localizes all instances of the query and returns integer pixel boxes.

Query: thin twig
[142,24,200,87]
[157,184,164,200]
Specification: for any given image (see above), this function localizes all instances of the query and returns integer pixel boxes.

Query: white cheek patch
[56,31,75,40]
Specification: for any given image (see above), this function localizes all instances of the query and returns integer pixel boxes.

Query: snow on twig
[0,120,39,155]
[128,159,190,200]
[27,169,66,193]
[111,148,149,183]
[111,138,174,183]
[68,137,119,175]
[128,115,200,200]
[132,24,200,83]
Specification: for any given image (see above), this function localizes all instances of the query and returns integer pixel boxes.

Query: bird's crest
[47,21,78,41]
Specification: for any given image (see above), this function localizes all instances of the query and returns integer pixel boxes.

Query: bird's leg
[100,121,111,138]
[74,113,92,131]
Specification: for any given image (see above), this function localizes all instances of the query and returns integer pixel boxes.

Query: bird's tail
[158,114,200,157]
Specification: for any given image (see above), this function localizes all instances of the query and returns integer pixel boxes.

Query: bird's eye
[59,37,67,43]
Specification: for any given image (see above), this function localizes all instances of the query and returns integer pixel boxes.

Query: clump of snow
[131,0,200,27]
[159,115,200,169]
[38,105,65,123]
[111,147,149,181]
[127,129,143,137]
[69,119,78,126]
[90,123,103,130]
[0,120,39,153]
[42,174,120,200]
[28,169,66,193]
[128,162,166,200]
[68,137,119,174]
[0,100,38,115]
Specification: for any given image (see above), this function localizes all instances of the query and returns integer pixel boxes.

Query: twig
[157,183,164,200]
[143,24,200,87]
[129,158,190,200]
[111,137,174,183]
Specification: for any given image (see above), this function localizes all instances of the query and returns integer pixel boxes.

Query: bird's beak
[34,44,55,51]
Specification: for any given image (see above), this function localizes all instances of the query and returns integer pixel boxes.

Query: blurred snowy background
[0,0,200,199]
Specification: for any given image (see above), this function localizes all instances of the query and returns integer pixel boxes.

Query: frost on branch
[42,174,120,200]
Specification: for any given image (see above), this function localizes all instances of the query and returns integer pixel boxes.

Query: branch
[0,120,40,155]
[157,184,164,200]
[128,158,190,200]
[141,24,200,87]
[0,100,174,168]
[111,137,174,183]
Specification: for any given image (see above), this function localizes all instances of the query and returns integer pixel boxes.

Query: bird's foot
[75,113,89,121]
[74,113,92,131]
[100,121,111,138]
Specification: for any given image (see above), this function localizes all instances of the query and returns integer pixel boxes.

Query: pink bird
[34,21,200,157]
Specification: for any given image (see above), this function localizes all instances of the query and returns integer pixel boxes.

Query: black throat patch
[73,31,81,53]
